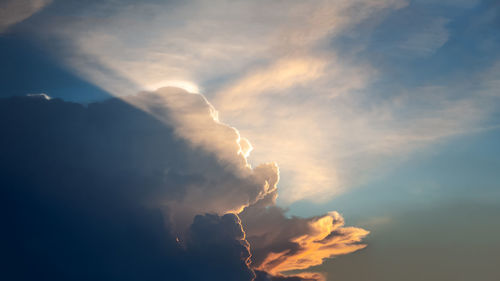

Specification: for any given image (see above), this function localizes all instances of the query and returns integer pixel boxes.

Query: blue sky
[1,0,499,280]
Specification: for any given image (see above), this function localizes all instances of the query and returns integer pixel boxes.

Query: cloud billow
[0,88,367,280]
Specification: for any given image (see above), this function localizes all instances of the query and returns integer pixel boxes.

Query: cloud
[0,0,51,33]
[0,91,250,280]
[241,194,369,275]
[0,89,365,280]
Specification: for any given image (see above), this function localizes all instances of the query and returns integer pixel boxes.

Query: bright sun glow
[146,80,200,93]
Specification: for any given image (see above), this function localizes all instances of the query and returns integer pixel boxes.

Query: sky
[1,0,499,280]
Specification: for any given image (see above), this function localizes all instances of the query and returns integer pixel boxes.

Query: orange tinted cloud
[257,211,369,274]
[240,197,369,277]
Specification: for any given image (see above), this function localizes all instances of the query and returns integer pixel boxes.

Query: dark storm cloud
[0,89,369,281]
[0,87,280,233]
[0,94,197,279]
[0,91,321,281]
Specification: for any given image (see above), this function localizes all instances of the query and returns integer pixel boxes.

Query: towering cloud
[0,88,367,280]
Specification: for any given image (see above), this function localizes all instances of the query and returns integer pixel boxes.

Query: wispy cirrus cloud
[29,0,406,202]
[20,0,500,206]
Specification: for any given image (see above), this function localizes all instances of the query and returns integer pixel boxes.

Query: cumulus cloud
[0,0,51,33]
[120,88,279,231]
[0,89,366,281]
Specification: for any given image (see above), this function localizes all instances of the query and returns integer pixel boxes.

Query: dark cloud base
[0,95,314,281]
